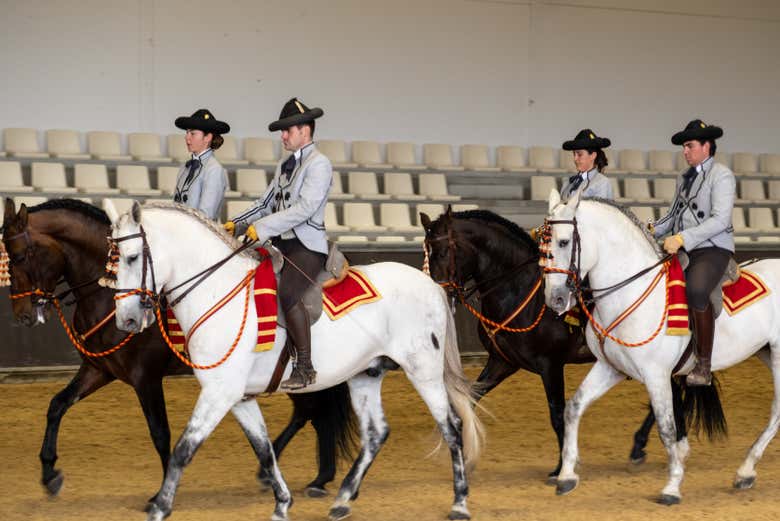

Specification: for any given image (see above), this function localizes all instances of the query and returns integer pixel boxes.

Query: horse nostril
[125,318,137,331]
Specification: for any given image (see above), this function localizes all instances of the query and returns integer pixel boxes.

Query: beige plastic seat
[496,146,535,173]
[558,149,576,173]
[383,172,425,201]
[214,136,248,166]
[374,235,407,244]
[415,203,446,225]
[387,142,424,170]
[74,164,120,194]
[460,144,498,172]
[653,178,677,202]
[418,174,460,201]
[604,149,627,174]
[167,134,190,163]
[336,235,369,244]
[236,169,268,197]
[329,172,355,200]
[380,203,417,232]
[116,165,162,196]
[343,202,387,232]
[740,179,770,203]
[649,150,677,175]
[226,200,253,219]
[88,131,131,161]
[748,207,777,233]
[31,162,77,193]
[128,133,171,162]
[630,206,655,223]
[348,171,391,200]
[768,180,780,201]
[760,154,780,176]
[0,161,33,192]
[623,179,660,203]
[318,140,357,169]
[675,151,688,171]
[530,176,558,201]
[15,195,48,208]
[46,130,90,159]
[529,146,564,173]
[4,128,48,158]
[733,153,758,175]
[452,203,479,212]
[714,151,731,170]
[103,197,136,216]
[610,178,622,199]
[244,138,278,168]
[732,208,748,232]
[157,166,180,195]
[325,202,349,232]
[619,150,648,173]
[352,141,392,169]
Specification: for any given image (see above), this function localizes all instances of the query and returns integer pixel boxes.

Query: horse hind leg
[233,399,293,521]
[734,346,780,490]
[329,373,389,521]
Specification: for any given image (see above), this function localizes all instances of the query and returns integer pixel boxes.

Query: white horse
[542,189,780,504]
[106,202,483,521]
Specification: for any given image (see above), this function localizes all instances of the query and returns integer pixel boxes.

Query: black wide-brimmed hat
[671,119,723,145]
[268,98,324,132]
[175,109,230,135]
[562,129,611,151]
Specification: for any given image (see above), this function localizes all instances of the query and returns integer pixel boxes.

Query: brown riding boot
[686,305,714,386]
[280,300,317,391]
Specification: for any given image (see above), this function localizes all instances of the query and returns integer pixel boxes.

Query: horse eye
[558,239,570,248]
[127,254,139,264]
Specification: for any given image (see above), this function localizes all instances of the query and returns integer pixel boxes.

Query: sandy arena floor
[1,359,779,521]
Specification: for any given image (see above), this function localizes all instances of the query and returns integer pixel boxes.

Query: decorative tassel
[422,242,431,276]
[0,241,10,288]
[98,240,119,289]
[537,221,553,267]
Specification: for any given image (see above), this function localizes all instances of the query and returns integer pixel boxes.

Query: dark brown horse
[421,208,688,479]
[1,197,355,505]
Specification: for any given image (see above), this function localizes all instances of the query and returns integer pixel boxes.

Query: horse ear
[3,197,16,226]
[548,189,561,213]
[17,203,28,229]
[446,204,453,216]
[420,212,432,231]
[103,198,119,224]
[131,200,142,225]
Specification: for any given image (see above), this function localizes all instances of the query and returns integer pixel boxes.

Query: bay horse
[1,198,356,505]
[108,201,483,521]
[420,207,689,479]
[541,190,780,503]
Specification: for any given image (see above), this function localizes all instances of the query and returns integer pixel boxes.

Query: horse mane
[453,209,539,253]
[27,198,111,225]
[583,197,661,255]
[141,202,254,257]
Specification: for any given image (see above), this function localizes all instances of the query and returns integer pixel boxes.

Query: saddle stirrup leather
[280,300,317,390]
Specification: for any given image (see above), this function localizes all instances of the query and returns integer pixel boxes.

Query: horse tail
[442,303,485,469]
[680,375,728,441]
[296,382,359,461]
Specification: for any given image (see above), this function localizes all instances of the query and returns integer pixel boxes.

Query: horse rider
[172,109,230,220]
[560,129,614,200]
[224,98,331,390]
[651,119,735,386]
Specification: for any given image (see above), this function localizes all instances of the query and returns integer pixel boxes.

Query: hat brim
[268,108,324,132]
[671,126,723,145]
[175,117,230,135]
[562,137,611,151]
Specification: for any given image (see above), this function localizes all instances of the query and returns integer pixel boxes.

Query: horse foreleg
[735,345,780,490]
[556,360,624,496]
[233,399,293,521]
[646,376,688,504]
[133,377,172,510]
[146,390,235,521]
[39,363,114,496]
[539,362,566,483]
[329,373,388,521]
[472,352,515,401]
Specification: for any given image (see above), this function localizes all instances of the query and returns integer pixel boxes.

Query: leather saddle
[676,251,740,319]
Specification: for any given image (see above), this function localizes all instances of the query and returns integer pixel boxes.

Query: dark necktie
[184,158,201,185]
[681,167,697,197]
[282,154,297,179]
[568,174,584,193]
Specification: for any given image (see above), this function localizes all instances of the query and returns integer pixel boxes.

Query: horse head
[2,197,66,326]
[421,206,481,298]
[110,200,157,334]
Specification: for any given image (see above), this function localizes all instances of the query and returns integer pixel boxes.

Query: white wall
[1,0,779,154]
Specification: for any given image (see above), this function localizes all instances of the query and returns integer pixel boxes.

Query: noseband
[4,229,55,306]
[111,225,158,309]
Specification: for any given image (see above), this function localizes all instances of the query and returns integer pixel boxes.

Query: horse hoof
[657,494,680,506]
[448,505,471,520]
[329,505,351,521]
[43,470,64,496]
[545,473,558,486]
[556,478,578,496]
[734,476,756,490]
[630,454,646,466]
[271,512,289,521]
[305,485,329,498]
[146,503,168,521]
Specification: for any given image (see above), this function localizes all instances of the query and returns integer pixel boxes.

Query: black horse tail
[292,382,358,461]
[680,375,728,442]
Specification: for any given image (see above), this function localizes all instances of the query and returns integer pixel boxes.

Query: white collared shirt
[695,156,713,175]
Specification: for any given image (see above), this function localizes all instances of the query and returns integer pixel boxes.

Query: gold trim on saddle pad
[723,269,770,316]
[322,268,382,320]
